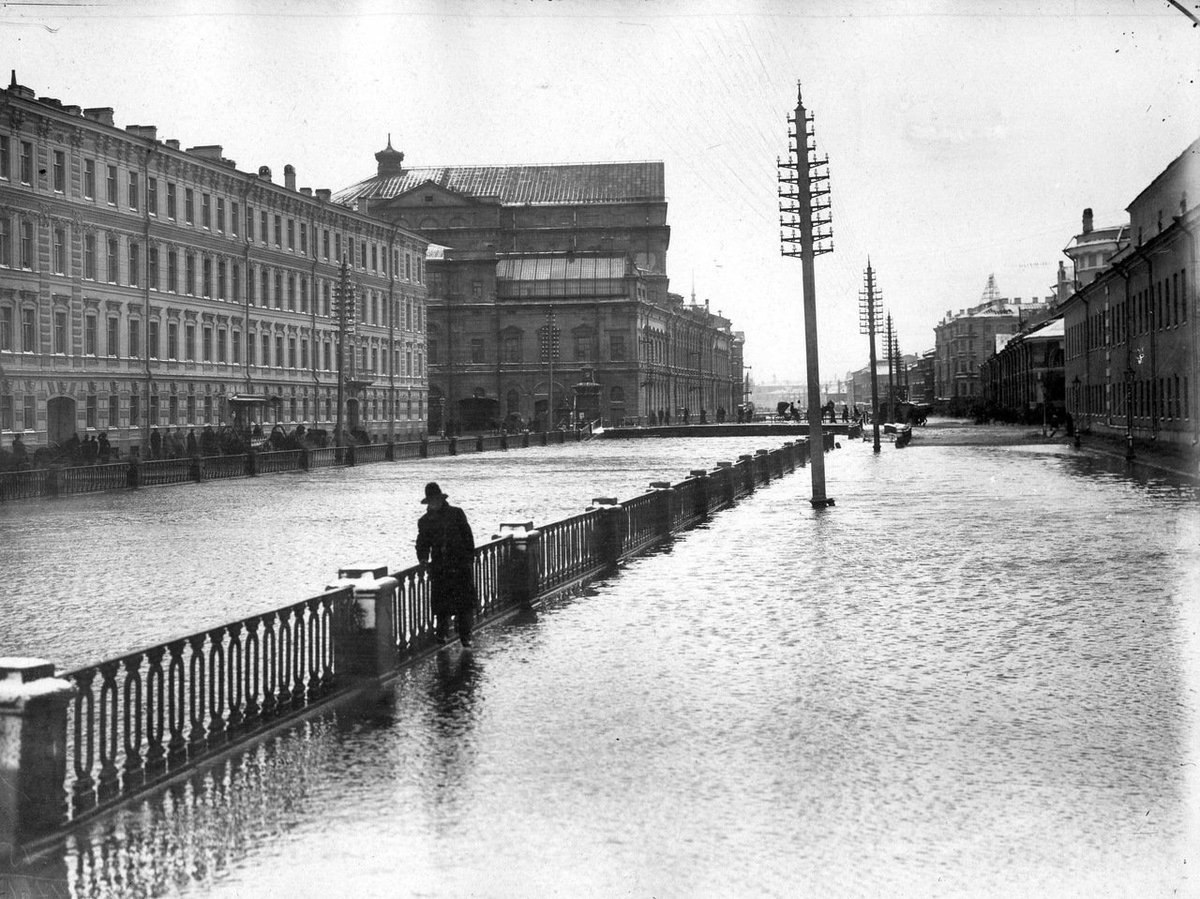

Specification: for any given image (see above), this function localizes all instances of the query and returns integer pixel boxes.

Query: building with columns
[334,140,741,430]
[0,75,429,455]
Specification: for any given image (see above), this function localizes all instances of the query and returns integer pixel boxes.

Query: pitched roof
[333,161,666,207]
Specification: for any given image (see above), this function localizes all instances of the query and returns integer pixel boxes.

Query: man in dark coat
[415,482,476,647]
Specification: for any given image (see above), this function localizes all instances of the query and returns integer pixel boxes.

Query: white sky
[4,0,1199,384]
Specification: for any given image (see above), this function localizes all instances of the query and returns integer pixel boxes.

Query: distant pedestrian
[186,428,198,456]
[415,482,476,648]
[97,432,111,463]
[12,434,28,467]
[842,404,849,422]
[149,428,162,460]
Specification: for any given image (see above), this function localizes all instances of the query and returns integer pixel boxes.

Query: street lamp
[1124,366,1136,460]
[1071,374,1081,448]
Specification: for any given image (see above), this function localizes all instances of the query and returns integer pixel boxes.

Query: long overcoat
[416,503,476,616]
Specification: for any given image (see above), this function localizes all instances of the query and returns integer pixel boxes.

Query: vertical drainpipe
[386,224,397,444]
[141,141,156,452]
[241,181,253,397]
[1174,215,1198,446]
[1145,250,1158,439]
[309,217,320,427]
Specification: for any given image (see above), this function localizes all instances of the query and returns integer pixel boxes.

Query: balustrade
[4,435,838,850]
[61,588,349,821]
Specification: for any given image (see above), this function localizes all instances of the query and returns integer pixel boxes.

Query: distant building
[1060,136,1199,450]
[1062,208,1128,288]
[0,76,429,454]
[334,141,740,429]
[933,275,1056,409]
[979,316,1065,421]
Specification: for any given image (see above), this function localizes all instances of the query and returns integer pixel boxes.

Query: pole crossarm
[778,81,835,506]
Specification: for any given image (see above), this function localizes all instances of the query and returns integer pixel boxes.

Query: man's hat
[421,482,447,504]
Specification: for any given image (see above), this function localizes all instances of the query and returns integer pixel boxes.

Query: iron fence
[8,435,830,850]
[62,587,353,821]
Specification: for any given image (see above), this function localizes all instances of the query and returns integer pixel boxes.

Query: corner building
[335,141,741,430]
[0,76,429,453]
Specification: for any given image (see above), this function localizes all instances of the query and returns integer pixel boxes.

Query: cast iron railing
[10,437,828,849]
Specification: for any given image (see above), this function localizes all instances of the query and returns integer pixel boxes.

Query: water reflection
[4,440,1197,897]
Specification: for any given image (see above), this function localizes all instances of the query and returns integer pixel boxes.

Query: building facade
[0,76,429,455]
[334,143,741,429]
[933,276,1056,410]
[1060,137,1198,449]
[978,317,1065,422]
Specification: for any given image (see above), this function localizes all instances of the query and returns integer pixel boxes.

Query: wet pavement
[9,431,1197,897]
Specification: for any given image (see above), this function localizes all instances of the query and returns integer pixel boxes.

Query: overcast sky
[5,0,1198,384]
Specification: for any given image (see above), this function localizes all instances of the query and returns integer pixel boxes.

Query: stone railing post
[328,565,399,679]
[587,498,625,567]
[715,461,735,507]
[755,449,771,484]
[649,481,675,536]
[476,435,484,452]
[189,456,202,482]
[420,437,429,458]
[246,447,259,476]
[386,441,395,462]
[737,455,756,492]
[125,458,140,488]
[448,436,458,456]
[496,522,542,605]
[688,470,709,518]
[0,658,76,855]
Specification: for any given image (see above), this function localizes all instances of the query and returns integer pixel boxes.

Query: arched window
[506,389,521,415]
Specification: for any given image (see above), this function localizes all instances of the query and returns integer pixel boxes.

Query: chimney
[258,166,272,182]
[316,188,331,202]
[125,125,158,142]
[83,107,115,126]
[300,187,312,197]
[284,164,296,191]
[7,70,34,100]
[165,139,180,150]
[186,145,224,161]
[1082,208,1094,235]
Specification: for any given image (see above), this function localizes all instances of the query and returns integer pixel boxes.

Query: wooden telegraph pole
[779,82,835,507]
[333,256,354,459]
[859,260,882,452]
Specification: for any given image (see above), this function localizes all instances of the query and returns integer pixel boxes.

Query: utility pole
[542,307,558,429]
[885,312,896,424]
[333,256,355,459]
[779,82,835,508]
[859,259,882,452]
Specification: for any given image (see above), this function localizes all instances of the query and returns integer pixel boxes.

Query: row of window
[0,136,424,282]
[0,306,426,377]
[0,219,426,331]
[1072,375,1191,421]
[1,391,427,433]
[1066,268,1190,358]
[426,332,630,366]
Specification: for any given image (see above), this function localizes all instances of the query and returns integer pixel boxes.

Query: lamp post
[1124,365,1136,460]
[1072,374,1082,447]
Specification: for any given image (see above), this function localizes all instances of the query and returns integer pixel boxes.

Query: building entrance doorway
[47,396,75,444]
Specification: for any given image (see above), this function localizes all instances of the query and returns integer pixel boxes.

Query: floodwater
[0,435,776,671]
[5,430,1200,897]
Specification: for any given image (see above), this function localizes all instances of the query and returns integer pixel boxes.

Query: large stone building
[0,76,429,455]
[932,275,1058,410]
[1060,136,1198,450]
[334,141,742,430]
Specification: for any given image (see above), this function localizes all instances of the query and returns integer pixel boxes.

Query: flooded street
[6,432,1200,897]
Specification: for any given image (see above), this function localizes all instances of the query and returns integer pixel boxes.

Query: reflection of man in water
[416,482,476,647]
